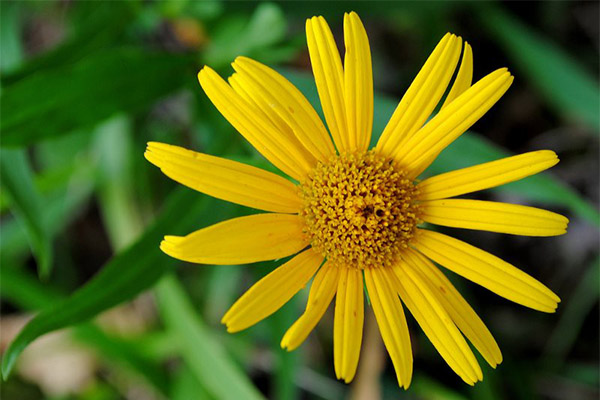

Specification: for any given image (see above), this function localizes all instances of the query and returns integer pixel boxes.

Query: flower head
[145,12,567,388]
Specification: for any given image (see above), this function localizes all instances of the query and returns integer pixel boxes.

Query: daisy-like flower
[145,12,568,387]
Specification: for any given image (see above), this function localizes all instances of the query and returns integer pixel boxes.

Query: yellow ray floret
[394,68,514,178]
[413,229,560,312]
[160,214,308,265]
[281,261,339,350]
[145,142,302,213]
[198,66,315,180]
[364,267,413,388]
[306,16,348,152]
[231,57,335,162]
[441,41,474,110]
[333,267,364,383]
[418,150,559,200]
[377,33,463,157]
[420,199,568,236]
[222,248,323,332]
[393,261,483,385]
[402,249,502,368]
[343,11,373,152]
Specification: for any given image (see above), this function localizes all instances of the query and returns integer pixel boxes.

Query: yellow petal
[413,229,560,312]
[222,248,323,332]
[333,267,364,383]
[364,267,412,388]
[402,249,502,368]
[145,142,302,214]
[306,16,348,152]
[231,57,335,161]
[392,261,483,385]
[281,261,339,350]
[392,68,514,179]
[160,214,308,265]
[377,33,462,157]
[441,42,473,110]
[417,150,559,200]
[343,12,373,152]
[420,199,568,236]
[198,66,314,181]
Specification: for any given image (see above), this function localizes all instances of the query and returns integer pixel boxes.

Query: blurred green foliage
[1,1,598,399]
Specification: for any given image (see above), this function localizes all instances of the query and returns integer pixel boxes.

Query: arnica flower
[145,12,568,387]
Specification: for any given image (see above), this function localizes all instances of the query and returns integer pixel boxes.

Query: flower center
[300,151,420,269]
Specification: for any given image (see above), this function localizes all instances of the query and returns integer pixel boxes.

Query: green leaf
[0,1,24,73]
[544,256,600,362]
[156,275,265,400]
[478,5,600,132]
[0,48,192,147]
[203,3,294,68]
[284,69,599,226]
[1,187,208,379]
[1,266,170,395]
[0,149,53,278]
[1,1,135,85]
[94,116,144,250]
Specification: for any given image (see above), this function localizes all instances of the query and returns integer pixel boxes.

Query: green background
[1,1,598,399]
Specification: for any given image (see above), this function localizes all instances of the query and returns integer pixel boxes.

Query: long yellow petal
[145,142,301,214]
[306,16,348,152]
[418,150,559,200]
[376,33,462,156]
[231,57,335,161]
[334,267,364,383]
[364,267,412,388]
[392,68,513,178]
[441,42,473,110]
[160,214,308,265]
[222,248,323,332]
[413,229,560,312]
[198,66,314,181]
[281,261,339,350]
[343,12,373,152]
[420,199,568,236]
[402,249,502,368]
[392,261,483,385]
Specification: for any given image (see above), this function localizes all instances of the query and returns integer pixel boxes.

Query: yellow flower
[145,12,568,387]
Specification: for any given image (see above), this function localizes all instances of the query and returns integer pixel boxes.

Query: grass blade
[1,187,208,379]
[1,48,192,147]
[0,149,53,278]
[156,275,265,400]
[478,5,600,132]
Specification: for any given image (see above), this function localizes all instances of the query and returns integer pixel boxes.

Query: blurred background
[0,1,598,399]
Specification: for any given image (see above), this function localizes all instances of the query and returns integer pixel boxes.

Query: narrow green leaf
[478,5,600,132]
[0,1,24,72]
[284,69,599,226]
[0,149,53,278]
[545,256,600,361]
[1,187,208,379]
[156,275,265,400]
[1,48,192,147]
[1,1,134,85]
[94,116,144,250]
[1,266,170,395]
[0,158,95,265]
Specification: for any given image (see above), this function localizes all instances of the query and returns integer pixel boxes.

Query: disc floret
[301,151,420,269]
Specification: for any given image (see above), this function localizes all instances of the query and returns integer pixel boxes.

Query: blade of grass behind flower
[477,4,600,133]
[1,266,170,395]
[156,274,265,400]
[0,149,53,278]
[1,187,209,379]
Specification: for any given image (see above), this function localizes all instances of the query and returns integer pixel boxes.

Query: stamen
[300,151,420,269]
